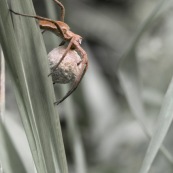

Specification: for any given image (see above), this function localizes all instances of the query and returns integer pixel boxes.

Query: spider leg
[9,9,64,37]
[54,44,88,105]
[75,42,89,71]
[48,37,75,76]
[53,0,65,22]
[54,61,88,105]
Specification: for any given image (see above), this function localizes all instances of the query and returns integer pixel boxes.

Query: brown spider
[10,0,88,105]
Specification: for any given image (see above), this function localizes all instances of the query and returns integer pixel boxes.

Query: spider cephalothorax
[10,0,88,105]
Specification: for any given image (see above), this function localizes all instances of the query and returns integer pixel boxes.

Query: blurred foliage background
[3,0,173,173]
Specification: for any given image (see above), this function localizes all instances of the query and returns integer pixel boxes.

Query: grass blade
[0,0,68,172]
[139,76,173,173]
[0,48,5,122]
[118,0,173,166]
[0,124,27,173]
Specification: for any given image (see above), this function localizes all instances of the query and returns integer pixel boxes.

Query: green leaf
[139,76,173,173]
[117,0,173,171]
[0,123,27,173]
[0,0,68,173]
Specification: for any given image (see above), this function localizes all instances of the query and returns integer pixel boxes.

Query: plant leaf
[0,0,68,173]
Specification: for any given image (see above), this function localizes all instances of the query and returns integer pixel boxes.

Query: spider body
[39,20,83,49]
[10,0,88,105]
[39,20,70,38]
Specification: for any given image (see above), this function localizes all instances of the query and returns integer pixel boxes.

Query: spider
[10,0,88,105]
